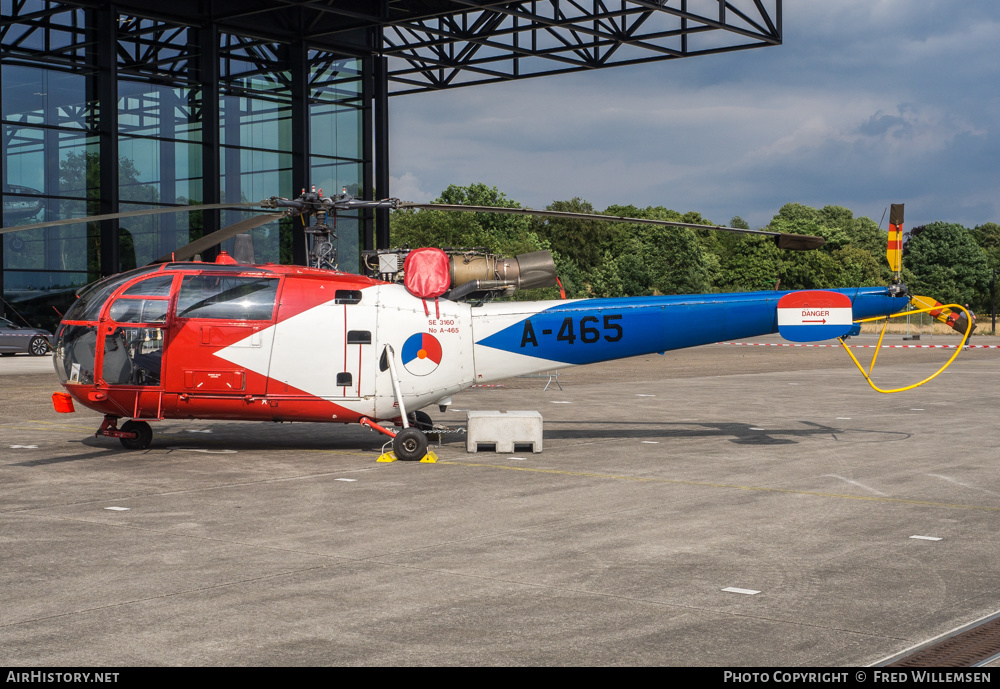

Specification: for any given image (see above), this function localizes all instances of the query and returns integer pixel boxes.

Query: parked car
[0,317,52,356]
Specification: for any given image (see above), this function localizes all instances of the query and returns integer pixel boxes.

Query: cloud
[389,1,1000,229]
[388,172,432,202]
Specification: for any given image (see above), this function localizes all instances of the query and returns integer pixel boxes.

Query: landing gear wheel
[119,420,152,450]
[408,410,442,442]
[393,427,428,462]
[29,336,49,356]
[409,410,433,430]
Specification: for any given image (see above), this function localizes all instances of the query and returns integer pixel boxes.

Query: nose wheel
[119,420,153,450]
[393,427,428,462]
[360,416,434,463]
[96,416,153,450]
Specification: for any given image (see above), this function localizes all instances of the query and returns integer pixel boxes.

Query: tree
[436,183,533,245]
[972,222,1000,273]
[716,235,781,292]
[530,197,620,273]
[599,205,713,296]
[391,183,541,257]
[766,203,891,289]
[904,222,990,311]
[589,250,625,298]
[389,183,558,299]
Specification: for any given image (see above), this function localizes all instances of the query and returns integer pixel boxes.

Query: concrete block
[466,410,543,453]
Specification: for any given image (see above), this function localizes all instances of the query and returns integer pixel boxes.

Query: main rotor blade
[152,213,281,264]
[397,202,826,250]
[0,202,265,236]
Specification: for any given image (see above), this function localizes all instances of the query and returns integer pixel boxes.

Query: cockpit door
[95,274,174,418]
[163,273,280,397]
[265,280,378,407]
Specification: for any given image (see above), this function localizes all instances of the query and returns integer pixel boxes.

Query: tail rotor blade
[887,203,904,279]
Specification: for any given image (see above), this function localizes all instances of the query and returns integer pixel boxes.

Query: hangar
[1,0,781,328]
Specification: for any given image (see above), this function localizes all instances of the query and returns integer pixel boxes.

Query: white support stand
[516,370,563,391]
[466,411,543,453]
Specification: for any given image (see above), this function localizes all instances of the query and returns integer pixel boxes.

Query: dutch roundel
[401,332,443,376]
[777,290,854,343]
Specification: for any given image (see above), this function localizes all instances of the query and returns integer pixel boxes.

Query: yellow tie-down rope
[839,303,972,394]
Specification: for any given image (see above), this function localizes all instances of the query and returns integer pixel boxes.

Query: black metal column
[96,5,119,277]
[290,40,310,266]
[158,90,178,259]
[374,53,390,249]
[199,22,220,263]
[361,53,375,252]
[0,70,5,316]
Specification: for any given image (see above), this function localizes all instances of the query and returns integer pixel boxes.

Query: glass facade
[1,1,370,331]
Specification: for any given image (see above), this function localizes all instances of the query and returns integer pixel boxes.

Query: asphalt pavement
[2,337,999,666]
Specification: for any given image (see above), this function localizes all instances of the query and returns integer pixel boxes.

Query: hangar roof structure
[201,0,781,94]
[0,1,780,329]
[2,1,782,92]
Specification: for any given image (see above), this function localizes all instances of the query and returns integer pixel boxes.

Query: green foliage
[595,205,714,296]
[716,235,781,291]
[530,198,619,273]
[905,222,991,310]
[764,203,892,289]
[831,245,886,287]
[972,222,1000,276]
[436,182,533,246]
[390,185,998,305]
[589,250,625,298]
[391,183,539,257]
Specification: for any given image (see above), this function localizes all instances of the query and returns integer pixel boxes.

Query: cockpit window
[64,266,162,322]
[101,326,163,386]
[175,275,279,320]
[53,324,98,385]
[122,275,174,297]
[109,298,168,324]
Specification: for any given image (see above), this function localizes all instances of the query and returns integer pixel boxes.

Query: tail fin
[887,203,904,280]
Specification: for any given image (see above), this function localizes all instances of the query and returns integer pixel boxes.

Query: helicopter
[0,192,965,461]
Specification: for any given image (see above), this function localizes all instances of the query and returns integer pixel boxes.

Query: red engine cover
[403,247,451,298]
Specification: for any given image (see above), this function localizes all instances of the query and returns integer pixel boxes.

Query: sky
[387,1,1000,231]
